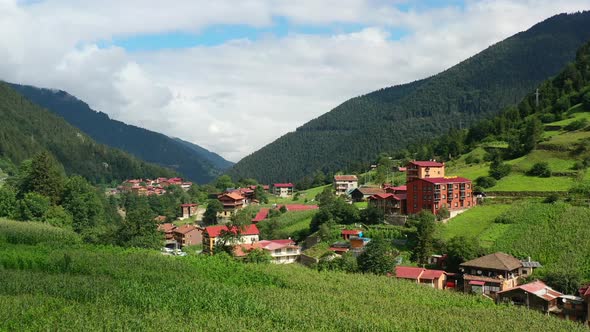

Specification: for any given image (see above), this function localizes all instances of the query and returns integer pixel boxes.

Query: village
[114,161,590,327]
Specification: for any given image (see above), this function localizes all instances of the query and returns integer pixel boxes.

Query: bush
[527,162,551,177]
[544,193,559,204]
[489,162,511,180]
[475,176,497,189]
[564,118,588,131]
[436,207,450,221]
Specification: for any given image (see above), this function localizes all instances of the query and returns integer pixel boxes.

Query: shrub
[436,206,450,221]
[527,162,551,177]
[544,194,559,204]
[564,118,588,131]
[489,162,511,180]
[475,176,497,189]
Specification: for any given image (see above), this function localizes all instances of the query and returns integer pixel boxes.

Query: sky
[2,1,590,162]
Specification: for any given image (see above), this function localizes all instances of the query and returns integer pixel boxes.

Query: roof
[334,175,358,181]
[273,183,294,188]
[368,193,405,201]
[279,204,319,211]
[219,192,245,201]
[252,208,269,223]
[460,252,522,271]
[395,266,424,279]
[521,261,542,268]
[157,223,176,233]
[353,187,385,196]
[499,280,563,302]
[579,284,590,297]
[341,229,362,235]
[409,161,445,167]
[173,225,199,235]
[235,239,298,256]
[329,247,350,253]
[398,167,407,172]
[205,224,259,238]
[419,177,472,185]
[392,185,407,191]
[180,203,198,207]
[420,269,446,280]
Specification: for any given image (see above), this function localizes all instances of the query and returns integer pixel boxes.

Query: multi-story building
[333,175,358,196]
[272,183,294,197]
[173,225,202,248]
[202,224,260,254]
[235,239,301,264]
[217,192,246,217]
[406,160,445,182]
[460,252,525,297]
[406,177,475,215]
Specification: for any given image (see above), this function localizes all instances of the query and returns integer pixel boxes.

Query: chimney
[528,256,531,262]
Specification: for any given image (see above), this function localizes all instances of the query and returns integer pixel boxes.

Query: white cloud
[1,0,590,161]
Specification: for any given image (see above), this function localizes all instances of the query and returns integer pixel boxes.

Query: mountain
[228,12,590,183]
[0,82,176,183]
[8,84,233,184]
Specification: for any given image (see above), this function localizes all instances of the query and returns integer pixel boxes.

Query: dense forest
[228,12,590,183]
[9,83,233,184]
[0,83,175,183]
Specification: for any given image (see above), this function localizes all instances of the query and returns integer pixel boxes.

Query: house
[157,223,177,245]
[428,254,448,268]
[579,284,590,326]
[334,175,358,196]
[497,280,562,314]
[406,160,445,183]
[173,225,202,247]
[218,192,246,217]
[368,193,407,215]
[406,177,475,216]
[272,183,294,197]
[235,239,301,264]
[180,203,198,219]
[394,266,448,290]
[341,229,362,240]
[460,252,524,296]
[349,236,371,256]
[350,186,385,202]
[329,242,351,254]
[384,185,407,195]
[202,224,260,254]
[554,295,586,324]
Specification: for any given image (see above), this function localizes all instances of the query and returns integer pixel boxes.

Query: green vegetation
[228,12,590,184]
[0,83,176,184]
[257,209,317,241]
[9,83,233,183]
[0,223,585,331]
[437,204,511,241]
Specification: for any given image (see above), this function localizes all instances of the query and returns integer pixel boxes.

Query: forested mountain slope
[0,83,175,183]
[9,84,233,183]
[229,12,590,183]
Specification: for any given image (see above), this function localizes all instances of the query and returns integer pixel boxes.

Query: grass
[437,204,511,241]
[0,227,586,331]
[540,130,590,148]
[354,201,368,209]
[506,150,576,173]
[487,174,573,192]
[544,109,590,127]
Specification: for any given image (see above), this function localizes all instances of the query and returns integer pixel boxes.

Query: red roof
[418,177,471,184]
[500,280,563,301]
[205,224,259,238]
[273,183,294,188]
[278,204,319,211]
[398,167,407,172]
[392,185,407,192]
[180,203,198,207]
[420,269,446,280]
[369,193,405,201]
[252,208,269,223]
[341,229,362,236]
[395,266,424,280]
[579,284,590,297]
[469,280,486,286]
[334,175,358,181]
[409,161,444,167]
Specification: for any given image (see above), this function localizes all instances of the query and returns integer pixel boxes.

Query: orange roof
[220,192,245,200]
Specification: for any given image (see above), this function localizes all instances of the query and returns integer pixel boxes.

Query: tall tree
[358,237,396,275]
[21,152,65,204]
[203,199,223,226]
[413,211,436,265]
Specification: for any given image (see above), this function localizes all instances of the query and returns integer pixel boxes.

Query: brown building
[350,186,385,202]
[497,280,562,313]
[406,177,475,215]
[180,203,198,219]
[158,223,176,245]
[218,192,246,217]
[460,252,524,297]
[368,193,407,215]
[173,225,202,248]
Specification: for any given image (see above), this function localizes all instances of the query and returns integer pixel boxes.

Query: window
[455,194,458,198]
[521,269,528,275]
[441,185,445,190]
[454,202,458,207]
[442,195,446,199]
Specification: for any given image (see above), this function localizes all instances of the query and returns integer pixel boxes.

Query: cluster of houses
[340,160,476,218]
[113,177,193,196]
[392,252,590,325]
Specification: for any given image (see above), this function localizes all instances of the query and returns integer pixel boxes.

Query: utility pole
[535,89,540,108]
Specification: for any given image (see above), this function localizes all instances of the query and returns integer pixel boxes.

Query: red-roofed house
[202,224,260,254]
[394,266,448,289]
[272,183,294,197]
[235,239,301,264]
[341,229,362,240]
[368,193,407,215]
[252,208,270,223]
[173,225,202,247]
[334,175,358,196]
[497,280,563,314]
[384,185,407,195]
[180,203,198,219]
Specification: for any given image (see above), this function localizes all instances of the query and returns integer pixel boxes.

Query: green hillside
[0,83,175,183]
[229,12,590,183]
[8,83,233,183]
[0,220,584,332]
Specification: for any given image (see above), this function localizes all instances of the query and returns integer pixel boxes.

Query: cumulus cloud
[1,0,590,161]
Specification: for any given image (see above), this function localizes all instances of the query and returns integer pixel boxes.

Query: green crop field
[0,220,585,332]
[487,174,573,192]
[506,150,576,173]
[437,204,511,240]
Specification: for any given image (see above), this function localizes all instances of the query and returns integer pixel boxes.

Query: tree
[315,186,335,207]
[20,152,65,204]
[475,176,496,189]
[358,237,396,275]
[544,270,582,294]
[17,192,50,221]
[244,248,271,264]
[118,196,161,249]
[489,160,511,180]
[527,162,551,177]
[61,176,104,233]
[43,205,74,229]
[436,206,450,221]
[203,199,223,226]
[359,205,384,225]
[215,209,251,254]
[583,91,590,109]
[0,185,17,218]
[413,211,436,265]
[215,175,234,191]
[253,185,268,204]
[444,236,485,272]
